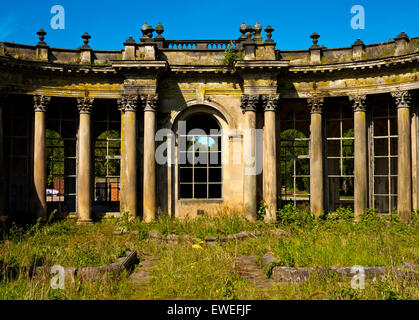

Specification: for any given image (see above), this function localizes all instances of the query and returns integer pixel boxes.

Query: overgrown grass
[0,207,418,300]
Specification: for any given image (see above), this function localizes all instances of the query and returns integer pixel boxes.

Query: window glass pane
[194,184,207,199]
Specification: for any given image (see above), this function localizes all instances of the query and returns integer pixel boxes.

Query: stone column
[392,90,412,223]
[119,110,126,214]
[0,95,5,218]
[77,97,94,225]
[262,95,279,222]
[118,95,138,218]
[307,96,325,217]
[143,95,158,223]
[241,95,259,221]
[33,95,50,221]
[411,105,418,211]
[350,94,369,220]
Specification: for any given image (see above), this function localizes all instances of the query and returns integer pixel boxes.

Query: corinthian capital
[261,94,280,112]
[33,95,51,112]
[117,94,138,112]
[349,94,367,112]
[142,94,158,112]
[240,94,259,113]
[307,95,324,114]
[77,97,94,114]
[391,90,412,108]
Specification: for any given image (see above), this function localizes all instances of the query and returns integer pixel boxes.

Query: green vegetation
[222,43,243,68]
[0,208,418,300]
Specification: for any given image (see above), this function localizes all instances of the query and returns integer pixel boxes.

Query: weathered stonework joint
[349,94,367,112]
[261,94,280,112]
[307,95,324,114]
[77,97,94,114]
[142,94,158,112]
[240,94,259,113]
[33,95,51,112]
[391,90,412,108]
[118,94,139,113]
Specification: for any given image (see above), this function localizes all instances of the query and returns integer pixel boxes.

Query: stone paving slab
[234,256,275,289]
[129,255,157,286]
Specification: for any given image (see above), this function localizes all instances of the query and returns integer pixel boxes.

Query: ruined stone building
[0,23,418,224]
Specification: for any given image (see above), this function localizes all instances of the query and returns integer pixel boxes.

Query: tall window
[46,129,65,203]
[3,99,32,215]
[45,99,78,213]
[371,97,398,214]
[325,102,355,211]
[93,102,121,205]
[279,103,310,207]
[94,130,121,202]
[178,114,222,199]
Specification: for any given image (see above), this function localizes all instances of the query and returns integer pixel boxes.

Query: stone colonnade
[240,90,415,223]
[30,93,158,224]
[28,89,415,224]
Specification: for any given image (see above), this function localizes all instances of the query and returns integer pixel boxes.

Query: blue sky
[0,0,417,50]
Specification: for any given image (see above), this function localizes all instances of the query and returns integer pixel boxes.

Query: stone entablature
[0,26,418,101]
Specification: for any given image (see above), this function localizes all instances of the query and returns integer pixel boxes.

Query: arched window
[178,113,222,199]
[94,130,121,202]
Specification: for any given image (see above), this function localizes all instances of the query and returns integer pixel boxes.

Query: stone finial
[81,32,91,49]
[245,25,254,40]
[352,39,366,61]
[391,90,412,108]
[310,32,320,48]
[155,22,165,39]
[394,31,410,41]
[77,97,94,114]
[253,22,263,43]
[261,94,280,112]
[307,95,324,114]
[264,25,274,43]
[240,94,259,112]
[394,31,410,55]
[124,36,136,45]
[349,94,367,112]
[37,29,47,46]
[352,39,365,47]
[239,22,247,40]
[118,94,138,112]
[33,95,51,112]
[140,23,155,42]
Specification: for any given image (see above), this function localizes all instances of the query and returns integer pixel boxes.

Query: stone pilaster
[241,94,259,221]
[118,94,138,219]
[261,94,279,222]
[142,94,158,222]
[350,94,369,220]
[33,95,50,221]
[392,90,412,223]
[307,95,324,217]
[77,97,94,224]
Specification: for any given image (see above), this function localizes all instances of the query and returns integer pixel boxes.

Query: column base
[77,219,93,225]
